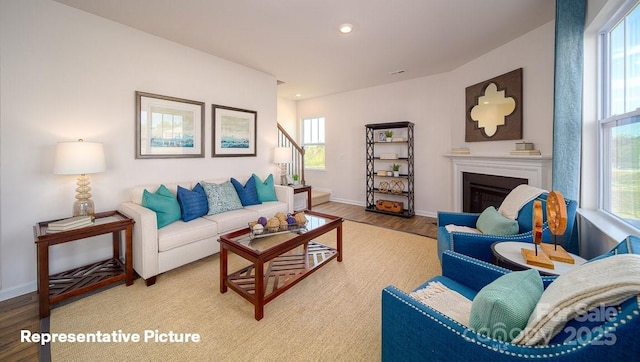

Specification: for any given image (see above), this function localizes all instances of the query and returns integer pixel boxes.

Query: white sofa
[118,178,294,286]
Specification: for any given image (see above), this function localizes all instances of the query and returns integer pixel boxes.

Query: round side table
[491,241,587,275]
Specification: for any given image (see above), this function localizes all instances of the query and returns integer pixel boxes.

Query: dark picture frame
[135,91,205,158]
[465,68,523,142]
[212,104,257,157]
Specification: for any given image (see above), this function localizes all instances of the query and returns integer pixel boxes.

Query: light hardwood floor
[0,201,438,361]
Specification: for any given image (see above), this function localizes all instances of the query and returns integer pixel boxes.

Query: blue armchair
[381,246,640,361]
[437,193,578,263]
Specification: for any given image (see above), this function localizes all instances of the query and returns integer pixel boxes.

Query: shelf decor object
[54,139,106,216]
[540,190,574,264]
[521,200,554,269]
[365,121,414,217]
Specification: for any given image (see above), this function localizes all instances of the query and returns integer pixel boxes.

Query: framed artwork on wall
[212,104,257,157]
[465,68,523,142]
[135,91,205,158]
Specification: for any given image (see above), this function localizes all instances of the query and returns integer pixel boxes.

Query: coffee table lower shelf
[225,242,338,317]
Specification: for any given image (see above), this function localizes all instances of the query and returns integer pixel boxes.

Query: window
[599,1,640,227]
[302,116,325,170]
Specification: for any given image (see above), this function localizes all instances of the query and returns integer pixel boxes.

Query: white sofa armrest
[117,201,159,282]
[274,185,294,214]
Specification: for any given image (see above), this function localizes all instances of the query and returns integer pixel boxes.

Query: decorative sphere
[252,224,264,234]
[287,216,296,225]
[258,217,267,226]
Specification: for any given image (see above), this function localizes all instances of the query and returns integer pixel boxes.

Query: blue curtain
[552,0,586,253]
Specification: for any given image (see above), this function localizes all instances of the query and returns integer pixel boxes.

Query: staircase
[277,123,306,185]
[311,190,331,207]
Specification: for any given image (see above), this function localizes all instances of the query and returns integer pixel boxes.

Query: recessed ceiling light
[339,23,353,34]
[295,94,302,97]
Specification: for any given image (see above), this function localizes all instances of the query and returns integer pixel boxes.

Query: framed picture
[212,104,257,157]
[135,91,205,158]
[377,131,386,142]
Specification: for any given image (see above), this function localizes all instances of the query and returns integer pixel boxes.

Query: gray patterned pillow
[200,180,243,215]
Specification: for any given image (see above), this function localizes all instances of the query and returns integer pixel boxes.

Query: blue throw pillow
[177,184,209,222]
[141,184,181,228]
[230,177,262,206]
[200,181,243,215]
[252,173,278,202]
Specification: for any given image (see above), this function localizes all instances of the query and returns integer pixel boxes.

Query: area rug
[50,221,441,361]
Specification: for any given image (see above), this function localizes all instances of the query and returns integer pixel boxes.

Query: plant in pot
[391,163,400,177]
[292,174,300,185]
[384,130,394,142]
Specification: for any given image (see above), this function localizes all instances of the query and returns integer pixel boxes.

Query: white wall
[296,21,556,217]
[0,0,278,300]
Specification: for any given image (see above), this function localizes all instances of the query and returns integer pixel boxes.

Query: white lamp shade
[54,140,106,175]
[273,147,292,164]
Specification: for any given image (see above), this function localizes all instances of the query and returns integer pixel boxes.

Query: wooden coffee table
[218,210,343,320]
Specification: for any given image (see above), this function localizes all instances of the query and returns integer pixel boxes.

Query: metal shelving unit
[365,121,415,218]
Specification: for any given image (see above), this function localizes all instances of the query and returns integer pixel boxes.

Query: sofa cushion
[253,173,278,202]
[176,184,209,222]
[200,180,243,215]
[244,201,289,218]
[476,206,519,235]
[141,184,181,228]
[469,268,543,342]
[202,208,258,234]
[231,177,262,206]
[157,217,218,252]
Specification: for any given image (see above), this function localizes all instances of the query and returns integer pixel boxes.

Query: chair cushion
[200,180,243,215]
[469,268,543,342]
[476,206,519,235]
[141,184,181,228]
[253,173,278,202]
[176,184,209,222]
[231,177,262,206]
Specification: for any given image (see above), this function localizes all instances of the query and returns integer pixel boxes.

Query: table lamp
[54,139,106,216]
[273,147,291,185]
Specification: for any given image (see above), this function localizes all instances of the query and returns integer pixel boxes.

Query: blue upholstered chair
[381,237,640,361]
[437,192,578,263]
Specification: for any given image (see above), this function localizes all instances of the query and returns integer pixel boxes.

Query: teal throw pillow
[476,206,519,235]
[469,268,543,342]
[141,184,181,228]
[200,181,243,215]
[252,173,278,202]
[176,184,209,222]
[230,177,262,206]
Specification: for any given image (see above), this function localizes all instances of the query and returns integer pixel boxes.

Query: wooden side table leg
[337,223,343,262]
[307,189,312,210]
[37,243,50,318]
[220,247,228,293]
[125,225,133,285]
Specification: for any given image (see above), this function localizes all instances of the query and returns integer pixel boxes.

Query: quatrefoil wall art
[465,68,523,141]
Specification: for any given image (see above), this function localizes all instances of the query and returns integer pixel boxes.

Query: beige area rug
[50,221,441,361]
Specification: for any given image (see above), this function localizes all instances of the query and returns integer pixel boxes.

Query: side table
[491,241,587,276]
[34,210,134,318]
[292,184,312,211]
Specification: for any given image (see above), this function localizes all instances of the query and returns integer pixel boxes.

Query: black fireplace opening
[463,173,528,213]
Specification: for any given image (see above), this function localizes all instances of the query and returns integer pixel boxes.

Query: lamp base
[73,198,95,217]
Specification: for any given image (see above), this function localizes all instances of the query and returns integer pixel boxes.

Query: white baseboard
[326,197,437,219]
[0,281,36,302]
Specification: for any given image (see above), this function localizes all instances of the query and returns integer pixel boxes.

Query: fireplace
[447,154,552,212]
[463,172,527,213]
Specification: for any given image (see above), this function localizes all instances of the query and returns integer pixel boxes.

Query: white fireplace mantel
[445,154,552,212]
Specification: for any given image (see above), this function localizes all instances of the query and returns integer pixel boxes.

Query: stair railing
[277,123,305,185]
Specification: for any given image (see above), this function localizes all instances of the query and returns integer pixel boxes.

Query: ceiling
[54,0,555,100]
